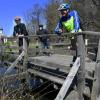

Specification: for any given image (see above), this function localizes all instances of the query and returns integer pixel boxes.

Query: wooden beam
[28,69,65,85]
[12,31,100,37]
[29,61,69,74]
[4,51,25,75]
[55,57,80,100]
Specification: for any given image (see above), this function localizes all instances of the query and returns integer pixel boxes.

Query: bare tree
[24,3,44,35]
[44,0,60,33]
[64,0,100,31]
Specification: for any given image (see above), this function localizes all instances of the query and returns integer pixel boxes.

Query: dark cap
[39,25,43,27]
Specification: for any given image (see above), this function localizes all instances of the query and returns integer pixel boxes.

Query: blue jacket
[55,10,82,34]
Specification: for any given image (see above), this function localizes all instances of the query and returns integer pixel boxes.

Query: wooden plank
[29,54,73,72]
[4,51,25,74]
[30,61,69,74]
[88,52,95,56]
[30,61,94,81]
[28,69,65,85]
[29,54,95,82]
[29,54,95,75]
[55,57,80,100]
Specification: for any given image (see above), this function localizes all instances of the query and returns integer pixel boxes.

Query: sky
[0,0,48,36]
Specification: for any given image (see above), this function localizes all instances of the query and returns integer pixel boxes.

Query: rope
[37,88,60,100]
[30,80,50,92]
[33,82,54,98]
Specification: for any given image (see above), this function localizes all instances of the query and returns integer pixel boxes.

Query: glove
[67,30,76,39]
[71,29,76,33]
[68,29,82,39]
[55,30,62,36]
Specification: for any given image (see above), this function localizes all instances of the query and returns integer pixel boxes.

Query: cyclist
[55,3,82,67]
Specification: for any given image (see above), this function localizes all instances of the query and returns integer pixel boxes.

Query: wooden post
[77,33,85,100]
[85,39,88,57]
[0,38,4,65]
[23,37,28,68]
[91,38,100,100]
[96,39,100,98]
[23,37,29,88]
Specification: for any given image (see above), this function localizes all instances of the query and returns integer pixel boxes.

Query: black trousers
[70,37,77,63]
[18,38,29,54]
[70,35,85,62]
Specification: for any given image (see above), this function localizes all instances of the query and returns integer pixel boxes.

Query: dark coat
[13,23,29,46]
[36,29,49,42]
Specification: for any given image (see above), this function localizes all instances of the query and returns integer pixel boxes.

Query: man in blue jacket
[55,3,82,67]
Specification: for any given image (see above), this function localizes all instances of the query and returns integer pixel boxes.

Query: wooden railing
[2,31,100,100]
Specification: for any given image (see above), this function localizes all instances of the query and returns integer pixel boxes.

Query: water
[0,66,17,76]
[0,66,7,76]
[0,66,42,91]
[0,66,20,89]
[0,66,57,100]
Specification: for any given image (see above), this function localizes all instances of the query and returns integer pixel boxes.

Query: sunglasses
[15,19,20,22]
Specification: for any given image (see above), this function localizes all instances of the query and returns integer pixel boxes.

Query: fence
[0,31,100,100]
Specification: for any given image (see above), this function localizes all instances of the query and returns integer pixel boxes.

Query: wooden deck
[29,54,72,72]
[28,54,95,83]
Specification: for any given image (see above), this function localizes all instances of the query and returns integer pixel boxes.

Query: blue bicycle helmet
[58,3,70,11]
